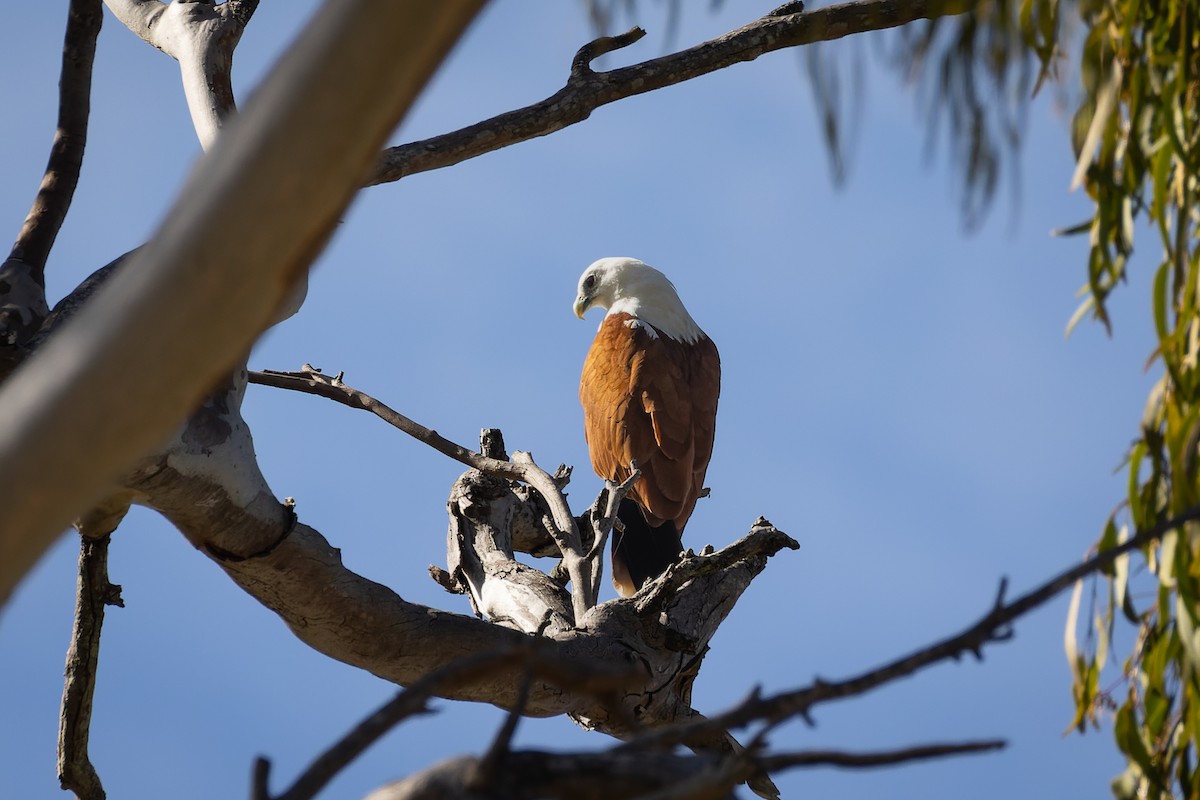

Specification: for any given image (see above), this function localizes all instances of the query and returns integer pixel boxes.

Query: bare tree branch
[759,739,1006,771]
[260,647,608,800]
[120,367,787,734]
[249,367,601,617]
[362,751,733,800]
[7,0,101,277]
[626,501,1200,751]
[357,735,1003,800]
[0,1,485,609]
[368,0,975,186]
[57,534,124,800]
[0,0,102,367]
[249,367,530,480]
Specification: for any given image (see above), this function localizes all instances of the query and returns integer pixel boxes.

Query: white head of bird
[572,257,705,344]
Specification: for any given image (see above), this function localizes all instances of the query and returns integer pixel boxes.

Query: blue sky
[0,2,1158,798]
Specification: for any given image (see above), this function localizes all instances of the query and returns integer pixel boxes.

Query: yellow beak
[573,296,588,319]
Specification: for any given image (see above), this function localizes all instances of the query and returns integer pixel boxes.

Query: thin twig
[759,739,1006,772]
[58,534,123,800]
[469,667,533,788]
[250,367,529,481]
[369,0,973,186]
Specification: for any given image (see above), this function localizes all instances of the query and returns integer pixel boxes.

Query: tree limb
[0,0,102,368]
[248,367,532,481]
[57,533,124,800]
[356,735,1002,800]
[102,0,254,148]
[758,739,1006,771]
[249,367,600,617]
[368,0,975,186]
[259,646,612,800]
[0,1,485,609]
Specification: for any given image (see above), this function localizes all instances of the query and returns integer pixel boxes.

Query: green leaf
[1116,697,1165,794]
[1153,260,1171,343]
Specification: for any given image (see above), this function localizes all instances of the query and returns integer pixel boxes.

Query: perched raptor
[574,257,721,596]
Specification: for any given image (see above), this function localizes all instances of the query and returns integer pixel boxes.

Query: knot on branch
[767,1,806,17]
[0,257,49,373]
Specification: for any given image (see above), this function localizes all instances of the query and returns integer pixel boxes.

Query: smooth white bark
[0,1,485,607]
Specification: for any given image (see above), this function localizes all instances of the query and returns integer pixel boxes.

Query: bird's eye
[583,274,597,290]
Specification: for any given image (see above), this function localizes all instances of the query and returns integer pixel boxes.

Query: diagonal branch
[625,501,1200,749]
[8,0,102,279]
[0,0,102,362]
[759,739,1006,772]
[368,0,975,186]
[258,645,631,800]
[249,366,528,480]
[358,735,1002,800]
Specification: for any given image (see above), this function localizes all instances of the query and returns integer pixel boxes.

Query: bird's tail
[611,498,683,597]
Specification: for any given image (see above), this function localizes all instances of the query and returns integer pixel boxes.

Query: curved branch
[0,0,102,365]
[369,0,975,186]
[8,0,101,278]
[103,0,249,148]
[626,501,1200,751]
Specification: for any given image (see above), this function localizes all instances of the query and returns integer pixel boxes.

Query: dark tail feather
[611,499,683,597]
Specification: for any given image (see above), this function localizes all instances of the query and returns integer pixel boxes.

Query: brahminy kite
[573,257,721,597]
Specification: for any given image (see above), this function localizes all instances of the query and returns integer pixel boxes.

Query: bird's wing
[580,314,719,529]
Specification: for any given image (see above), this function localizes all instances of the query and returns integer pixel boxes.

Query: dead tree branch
[57,533,124,800]
[759,739,1006,771]
[256,645,630,800]
[622,501,1200,753]
[368,0,975,186]
[0,2,485,608]
[249,367,533,480]
[0,0,102,371]
[249,367,601,618]
[358,736,1001,800]
[111,364,790,737]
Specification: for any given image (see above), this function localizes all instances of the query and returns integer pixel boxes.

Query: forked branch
[102,0,259,147]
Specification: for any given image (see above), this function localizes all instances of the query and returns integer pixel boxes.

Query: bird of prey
[574,257,720,596]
